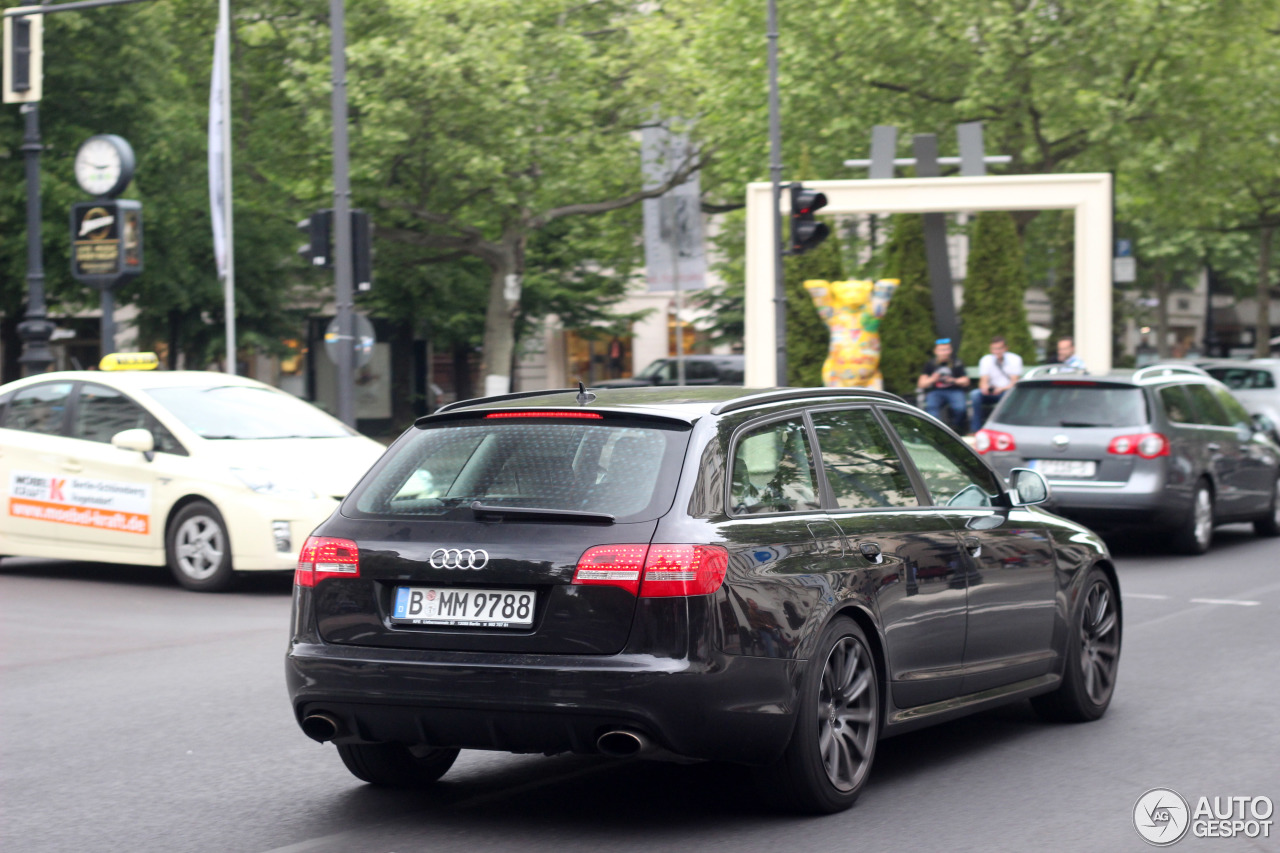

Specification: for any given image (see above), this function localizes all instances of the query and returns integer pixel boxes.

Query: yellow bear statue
[802,279,900,390]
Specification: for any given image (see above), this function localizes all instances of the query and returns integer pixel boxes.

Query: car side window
[882,409,1000,507]
[810,408,918,509]
[73,384,151,443]
[1210,386,1253,430]
[685,361,718,381]
[730,417,820,514]
[4,382,73,436]
[1159,385,1194,423]
[1183,383,1232,427]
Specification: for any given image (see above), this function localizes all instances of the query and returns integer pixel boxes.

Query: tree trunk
[479,231,525,396]
[1257,225,1273,359]
[1154,263,1170,359]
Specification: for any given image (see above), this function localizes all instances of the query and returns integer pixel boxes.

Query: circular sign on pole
[324,313,375,369]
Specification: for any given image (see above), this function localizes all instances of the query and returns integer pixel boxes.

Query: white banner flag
[208,5,229,280]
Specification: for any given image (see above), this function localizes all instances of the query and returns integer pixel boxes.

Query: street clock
[74,134,136,198]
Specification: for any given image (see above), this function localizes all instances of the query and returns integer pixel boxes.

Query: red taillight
[572,544,648,595]
[572,543,729,598]
[484,411,603,419]
[295,536,360,587]
[974,429,1016,454]
[640,544,729,597]
[1108,433,1169,459]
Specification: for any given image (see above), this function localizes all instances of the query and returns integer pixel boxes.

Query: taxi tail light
[295,536,360,587]
[1108,433,1170,459]
[974,429,1016,454]
[572,544,729,597]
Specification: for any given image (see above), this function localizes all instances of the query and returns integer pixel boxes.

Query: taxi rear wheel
[167,501,235,592]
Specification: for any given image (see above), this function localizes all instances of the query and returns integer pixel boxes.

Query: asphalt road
[2,526,1277,853]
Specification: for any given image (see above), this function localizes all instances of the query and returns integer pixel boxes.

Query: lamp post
[17,100,54,375]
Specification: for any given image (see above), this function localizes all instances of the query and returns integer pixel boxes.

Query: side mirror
[1251,413,1275,435]
[111,428,155,455]
[1008,468,1049,506]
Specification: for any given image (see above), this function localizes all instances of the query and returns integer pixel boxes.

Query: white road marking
[1188,598,1260,606]
[1123,593,1169,600]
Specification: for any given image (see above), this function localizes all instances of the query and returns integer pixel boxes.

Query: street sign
[324,313,375,369]
[1113,256,1136,283]
[70,199,143,289]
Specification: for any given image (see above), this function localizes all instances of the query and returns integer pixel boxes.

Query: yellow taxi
[0,355,386,590]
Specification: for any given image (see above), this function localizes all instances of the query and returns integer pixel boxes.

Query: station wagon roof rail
[1132,364,1211,382]
[709,386,905,415]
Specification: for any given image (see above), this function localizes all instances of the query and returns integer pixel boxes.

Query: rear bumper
[990,457,1189,528]
[286,641,801,765]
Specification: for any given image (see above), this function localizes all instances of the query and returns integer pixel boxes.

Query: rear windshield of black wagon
[348,415,693,523]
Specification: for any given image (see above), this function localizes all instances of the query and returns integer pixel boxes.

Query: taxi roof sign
[99,352,159,371]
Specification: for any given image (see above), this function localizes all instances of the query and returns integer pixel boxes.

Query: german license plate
[392,586,535,627]
[1032,459,1097,478]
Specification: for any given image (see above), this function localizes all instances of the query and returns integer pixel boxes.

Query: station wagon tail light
[572,544,729,597]
[974,429,1016,454]
[640,545,729,597]
[295,536,360,587]
[572,544,648,595]
[485,411,603,419]
[1108,433,1170,459]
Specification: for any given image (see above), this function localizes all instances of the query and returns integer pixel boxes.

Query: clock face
[75,136,134,197]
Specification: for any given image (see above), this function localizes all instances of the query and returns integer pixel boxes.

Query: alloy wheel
[175,515,226,581]
[1079,580,1119,706]
[817,635,877,792]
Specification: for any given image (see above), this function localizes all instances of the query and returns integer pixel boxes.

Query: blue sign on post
[1115,239,1133,258]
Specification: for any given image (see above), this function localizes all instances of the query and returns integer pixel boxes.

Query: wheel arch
[163,494,232,557]
[829,602,889,724]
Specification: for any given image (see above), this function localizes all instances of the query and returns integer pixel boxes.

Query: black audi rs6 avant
[286,386,1122,814]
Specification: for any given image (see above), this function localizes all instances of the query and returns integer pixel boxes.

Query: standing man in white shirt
[970,336,1023,433]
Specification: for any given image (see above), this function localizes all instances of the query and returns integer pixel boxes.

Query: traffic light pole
[329,0,355,427]
[766,0,786,387]
[17,101,54,375]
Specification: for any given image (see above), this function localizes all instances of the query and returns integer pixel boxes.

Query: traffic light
[351,209,373,291]
[298,209,372,290]
[297,209,333,268]
[788,183,829,255]
[3,7,43,104]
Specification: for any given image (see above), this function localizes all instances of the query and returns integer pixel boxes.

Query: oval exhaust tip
[301,713,340,743]
[596,730,648,758]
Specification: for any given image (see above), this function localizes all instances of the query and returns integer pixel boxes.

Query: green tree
[785,224,839,387]
[879,215,935,397]
[959,212,1034,366]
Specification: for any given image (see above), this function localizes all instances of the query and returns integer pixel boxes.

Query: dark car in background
[976,364,1280,554]
[592,354,744,388]
[287,386,1120,814]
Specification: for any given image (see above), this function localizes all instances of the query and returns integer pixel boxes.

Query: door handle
[63,461,83,473]
[963,536,982,557]
[1207,443,1221,451]
[858,541,883,564]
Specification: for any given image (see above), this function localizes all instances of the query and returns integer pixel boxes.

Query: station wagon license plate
[392,586,535,627]
[1031,459,1097,478]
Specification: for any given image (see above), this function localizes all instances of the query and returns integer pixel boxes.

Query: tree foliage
[959,212,1034,365]
[879,215,935,398]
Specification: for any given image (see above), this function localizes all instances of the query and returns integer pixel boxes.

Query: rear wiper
[469,502,616,524]
[1059,421,1111,427]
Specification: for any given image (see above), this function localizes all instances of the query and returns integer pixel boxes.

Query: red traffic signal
[789,184,829,255]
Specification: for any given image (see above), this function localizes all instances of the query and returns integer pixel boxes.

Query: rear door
[315,412,692,655]
[1183,382,1250,516]
[0,381,78,555]
[807,405,970,708]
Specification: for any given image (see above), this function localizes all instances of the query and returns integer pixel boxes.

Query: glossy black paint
[287,388,1115,767]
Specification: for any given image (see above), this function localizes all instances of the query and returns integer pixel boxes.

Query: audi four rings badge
[430,548,490,569]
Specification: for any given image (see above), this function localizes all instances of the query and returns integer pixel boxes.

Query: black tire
[1032,566,1121,723]
[166,501,235,592]
[1253,476,1280,537]
[337,742,460,788]
[756,617,880,815]
[1172,480,1214,555]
